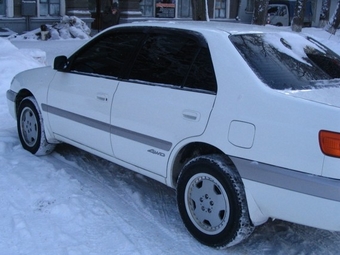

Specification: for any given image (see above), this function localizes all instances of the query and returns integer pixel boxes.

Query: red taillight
[319,130,340,158]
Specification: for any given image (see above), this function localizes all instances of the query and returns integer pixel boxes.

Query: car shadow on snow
[53,143,340,254]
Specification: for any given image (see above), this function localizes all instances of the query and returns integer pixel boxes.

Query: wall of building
[0,0,93,33]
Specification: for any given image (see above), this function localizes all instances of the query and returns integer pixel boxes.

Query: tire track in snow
[50,144,340,254]
[49,144,212,254]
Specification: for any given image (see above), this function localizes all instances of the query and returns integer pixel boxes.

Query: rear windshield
[229,32,340,90]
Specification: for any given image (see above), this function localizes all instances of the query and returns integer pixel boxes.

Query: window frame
[64,26,217,94]
[125,27,217,94]
[39,0,60,16]
[66,27,147,79]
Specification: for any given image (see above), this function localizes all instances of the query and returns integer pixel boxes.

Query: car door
[110,30,218,177]
[46,30,144,155]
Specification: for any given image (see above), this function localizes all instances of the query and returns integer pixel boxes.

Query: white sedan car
[7,21,340,248]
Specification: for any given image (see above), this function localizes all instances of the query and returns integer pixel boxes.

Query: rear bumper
[232,156,340,230]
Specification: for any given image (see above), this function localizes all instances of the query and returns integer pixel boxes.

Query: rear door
[110,30,218,177]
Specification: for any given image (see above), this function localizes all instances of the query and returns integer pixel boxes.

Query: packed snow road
[1,27,340,254]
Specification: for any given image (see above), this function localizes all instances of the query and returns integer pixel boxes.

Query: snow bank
[9,16,91,41]
[0,38,44,89]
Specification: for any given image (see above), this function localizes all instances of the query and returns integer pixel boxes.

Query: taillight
[319,130,340,158]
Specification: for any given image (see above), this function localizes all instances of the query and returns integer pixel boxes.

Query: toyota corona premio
[7,21,340,248]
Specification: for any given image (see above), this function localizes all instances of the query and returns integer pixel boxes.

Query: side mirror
[53,55,68,71]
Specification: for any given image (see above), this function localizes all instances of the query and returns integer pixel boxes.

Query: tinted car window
[129,33,200,87]
[184,48,217,93]
[230,33,340,90]
[70,32,143,78]
[129,32,217,93]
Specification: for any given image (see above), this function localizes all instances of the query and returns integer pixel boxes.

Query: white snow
[1,26,340,254]
[9,16,91,41]
[263,32,326,65]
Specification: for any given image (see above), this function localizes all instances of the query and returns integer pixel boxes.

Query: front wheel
[17,97,55,155]
[177,154,254,248]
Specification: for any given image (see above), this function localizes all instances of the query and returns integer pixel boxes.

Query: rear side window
[129,33,217,93]
[70,32,143,78]
[185,47,217,93]
[230,33,340,90]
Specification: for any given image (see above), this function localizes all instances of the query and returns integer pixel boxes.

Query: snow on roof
[110,20,285,35]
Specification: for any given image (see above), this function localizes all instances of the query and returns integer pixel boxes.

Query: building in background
[0,0,241,34]
[0,0,93,33]
[5,0,337,35]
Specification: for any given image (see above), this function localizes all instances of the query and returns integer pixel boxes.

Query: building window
[0,0,5,16]
[139,0,230,19]
[40,0,60,16]
[178,0,191,18]
[140,0,154,17]
[245,0,254,13]
[155,0,176,18]
[215,0,226,18]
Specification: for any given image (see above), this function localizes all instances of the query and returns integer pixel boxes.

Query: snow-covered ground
[1,26,340,255]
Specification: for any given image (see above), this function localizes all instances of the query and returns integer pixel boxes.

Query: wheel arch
[169,141,267,228]
[175,151,255,247]
[170,142,234,188]
[14,89,34,117]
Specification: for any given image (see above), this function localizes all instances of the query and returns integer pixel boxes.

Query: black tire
[17,97,55,155]
[177,154,254,248]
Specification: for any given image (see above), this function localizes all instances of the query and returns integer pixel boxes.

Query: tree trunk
[252,0,269,26]
[192,0,208,21]
[325,1,340,34]
[291,0,306,32]
[320,0,331,27]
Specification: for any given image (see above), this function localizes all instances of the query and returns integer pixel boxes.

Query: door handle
[182,110,200,121]
[97,93,108,101]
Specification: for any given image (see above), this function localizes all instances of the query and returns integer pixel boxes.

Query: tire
[177,154,254,248]
[17,97,55,155]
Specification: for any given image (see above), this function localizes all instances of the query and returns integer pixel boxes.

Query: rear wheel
[177,154,254,248]
[17,97,55,155]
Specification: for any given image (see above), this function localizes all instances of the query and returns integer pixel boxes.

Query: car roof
[111,20,284,35]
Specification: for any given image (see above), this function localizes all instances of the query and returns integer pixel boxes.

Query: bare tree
[325,1,340,34]
[192,0,208,20]
[252,0,269,25]
[320,0,331,27]
[291,0,307,32]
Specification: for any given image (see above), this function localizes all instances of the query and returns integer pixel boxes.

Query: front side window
[230,33,340,90]
[69,32,143,78]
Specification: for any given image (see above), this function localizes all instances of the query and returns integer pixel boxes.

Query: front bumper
[6,89,17,119]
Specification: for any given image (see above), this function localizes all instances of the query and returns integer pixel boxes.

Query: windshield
[229,32,340,90]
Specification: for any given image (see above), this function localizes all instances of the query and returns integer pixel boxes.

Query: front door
[46,30,144,155]
[47,72,117,155]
